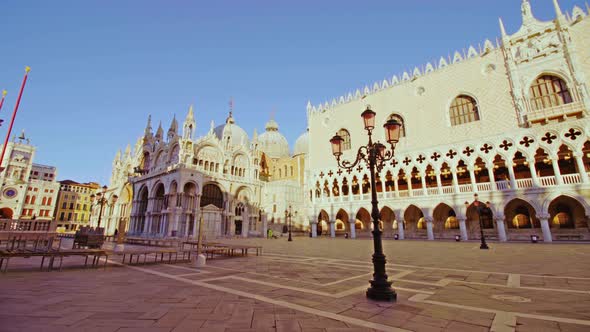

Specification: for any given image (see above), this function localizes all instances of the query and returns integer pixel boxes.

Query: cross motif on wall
[346,168,352,174]
[431,152,441,161]
[416,155,426,164]
[446,149,457,159]
[403,157,412,166]
[462,147,474,157]
[328,170,334,177]
[319,172,325,178]
[541,132,557,144]
[498,141,512,151]
[356,165,363,173]
[565,128,582,140]
[337,169,343,176]
[519,136,534,147]
[480,143,493,153]
[390,159,398,167]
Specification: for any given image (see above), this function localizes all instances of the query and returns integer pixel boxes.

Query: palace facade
[307,0,590,242]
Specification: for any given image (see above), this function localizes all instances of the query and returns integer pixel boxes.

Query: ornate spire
[144,115,152,135]
[168,114,178,135]
[114,149,121,162]
[155,121,164,140]
[124,144,131,157]
[521,0,535,24]
[553,0,563,17]
[183,104,196,140]
[499,17,507,38]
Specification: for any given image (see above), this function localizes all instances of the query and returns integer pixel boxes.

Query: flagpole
[0,67,30,173]
[0,90,7,112]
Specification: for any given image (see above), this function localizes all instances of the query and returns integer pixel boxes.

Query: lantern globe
[361,105,376,130]
[383,119,401,144]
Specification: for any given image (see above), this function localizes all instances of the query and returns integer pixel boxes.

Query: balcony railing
[313,171,588,204]
[526,101,584,124]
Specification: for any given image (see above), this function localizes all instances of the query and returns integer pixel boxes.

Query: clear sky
[0,0,583,185]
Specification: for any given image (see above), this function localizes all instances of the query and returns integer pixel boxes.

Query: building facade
[307,1,590,242]
[107,107,308,238]
[54,180,100,231]
[0,134,60,229]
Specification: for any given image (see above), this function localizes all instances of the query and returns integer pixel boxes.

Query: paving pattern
[1,238,590,331]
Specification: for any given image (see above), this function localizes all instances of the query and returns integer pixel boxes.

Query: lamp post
[284,205,297,242]
[329,105,401,302]
[468,193,489,250]
[90,185,118,231]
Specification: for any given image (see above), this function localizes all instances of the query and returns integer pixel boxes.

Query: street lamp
[467,193,490,250]
[329,105,401,302]
[90,185,118,230]
[284,205,297,242]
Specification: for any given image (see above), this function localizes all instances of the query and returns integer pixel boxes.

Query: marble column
[330,220,336,238]
[469,167,477,192]
[393,177,399,197]
[452,170,460,193]
[426,219,434,240]
[487,163,496,189]
[574,153,589,183]
[539,216,553,243]
[349,222,356,239]
[262,213,268,238]
[496,217,507,242]
[528,159,541,187]
[311,221,318,238]
[507,164,518,189]
[459,218,468,241]
[398,220,405,240]
[421,176,428,195]
[551,158,563,185]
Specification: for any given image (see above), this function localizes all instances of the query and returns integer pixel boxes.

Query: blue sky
[0,0,583,184]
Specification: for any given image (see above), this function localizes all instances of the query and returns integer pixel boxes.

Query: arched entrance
[200,183,224,239]
[0,207,14,219]
[380,206,395,238]
[403,205,424,239]
[356,208,371,237]
[504,198,540,241]
[317,210,329,236]
[433,203,458,240]
[548,196,588,235]
[335,209,349,236]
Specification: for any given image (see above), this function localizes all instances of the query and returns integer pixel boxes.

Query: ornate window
[201,184,223,208]
[529,75,572,111]
[387,114,406,137]
[449,95,480,126]
[337,129,351,151]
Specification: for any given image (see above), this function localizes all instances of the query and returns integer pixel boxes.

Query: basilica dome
[293,129,309,156]
[214,112,250,147]
[258,119,290,158]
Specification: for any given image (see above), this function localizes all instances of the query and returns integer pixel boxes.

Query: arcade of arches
[313,195,589,242]
[129,181,263,238]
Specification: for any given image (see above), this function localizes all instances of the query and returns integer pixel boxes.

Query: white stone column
[507,164,518,189]
[487,163,496,189]
[451,170,460,193]
[528,158,541,187]
[435,171,442,194]
[330,220,336,238]
[574,153,589,183]
[262,213,268,238]
[551,157,563,185]
[459,218,468,241]
[469,167,477,192]
[393,177,399,197]
[495,216,507,242]
[349,222,356,238]
[407,175,413,196]
[421,176,428,195]
[311,221,318,238]
[398,220,405,240]
[242,209,249,238]
[539,216,553,243]
[426,219,434,240]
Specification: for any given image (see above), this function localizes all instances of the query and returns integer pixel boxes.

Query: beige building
[0,133,60,230]
[54,180,100,231]
[307,0,590,242]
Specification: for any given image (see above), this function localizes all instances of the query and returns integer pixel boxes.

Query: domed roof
[214,112,250,147]
[258,118,290,158]
[293,129,309,156]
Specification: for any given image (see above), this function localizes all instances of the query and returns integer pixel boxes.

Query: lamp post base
[366,280,397,302]
[288,234,292,241]
[480,242,489,249]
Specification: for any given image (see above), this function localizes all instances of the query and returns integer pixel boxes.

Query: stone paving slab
[2,238,590,331]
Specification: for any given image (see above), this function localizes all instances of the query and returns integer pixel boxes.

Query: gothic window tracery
[449,95,480,126]
[529,75,572,111]
[337,129,351,151]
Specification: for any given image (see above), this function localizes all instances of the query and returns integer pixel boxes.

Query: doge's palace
[306,0,590,242]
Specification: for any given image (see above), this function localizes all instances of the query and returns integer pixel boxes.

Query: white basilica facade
[307,0,590,242]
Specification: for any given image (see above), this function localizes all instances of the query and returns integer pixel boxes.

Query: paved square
[1,238,590,331]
